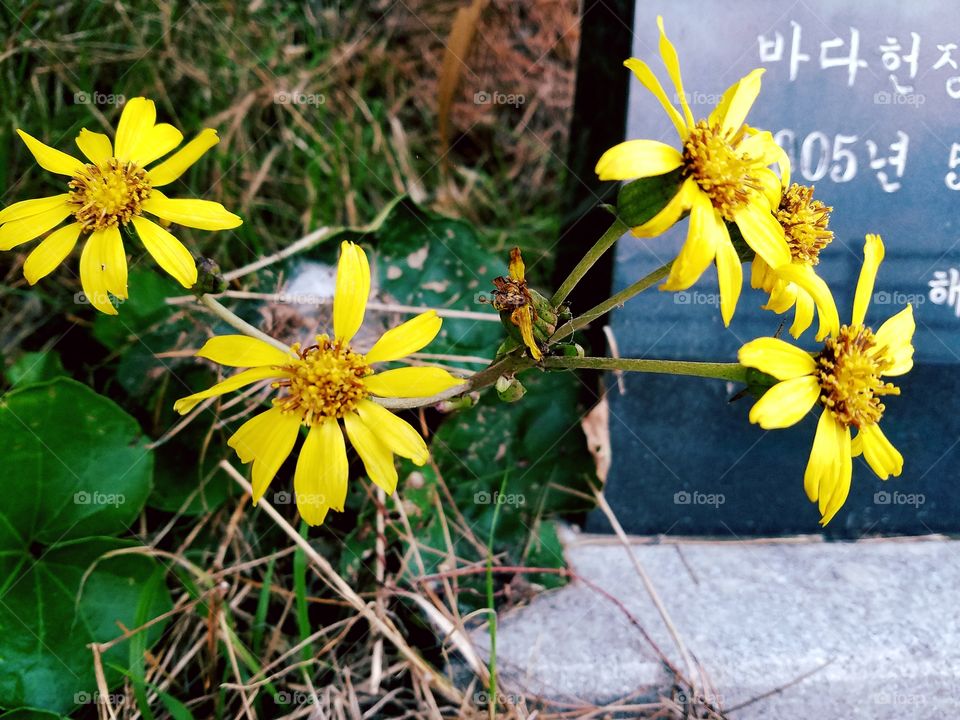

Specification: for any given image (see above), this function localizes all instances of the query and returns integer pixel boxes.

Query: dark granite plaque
[591,0,960,536]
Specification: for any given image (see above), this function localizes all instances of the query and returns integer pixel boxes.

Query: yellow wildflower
[739,235,915,525]
[174,241,464,526]
[0,97,241,314]
[595,17,791,325]
[752,183,838,340]
[492,248,543,360]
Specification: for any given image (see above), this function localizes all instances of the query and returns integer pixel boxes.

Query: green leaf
[0,709,71,719]
[0,378,153,545]
[616,169,684,228]
[4,351,66,388]
[0,538,172,714]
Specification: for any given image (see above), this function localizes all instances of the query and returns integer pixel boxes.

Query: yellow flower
[751,184,838,341]
[491,248,543,360]
[595,16,791,326]
[739,235,915,526]
[0,97,241,314]
[174,241,464,526]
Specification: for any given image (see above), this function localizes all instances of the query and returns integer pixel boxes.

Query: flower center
[682,120,759,220]
[68,159,151,232]
[273,335,370,424]
[776,184,833,265]
[816,325,899,428]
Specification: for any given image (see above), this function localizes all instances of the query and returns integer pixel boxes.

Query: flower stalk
[551,214,630,307]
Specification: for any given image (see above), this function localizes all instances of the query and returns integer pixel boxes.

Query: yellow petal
[512,305,542,360]
[714,69,763,134]
[774,264,839,341]
[754,167,783,209]
[147,128,220,186]
[294,418,348,522]
[355,399,428,465]
[99,225,128,300]
[874,305,915,376]
[131,216,198,288]
[656,16,695,128]
[630,177,697,238]
[364,367,464,398]
[365,311,442,364]
[130,122,183,167]
[114,97,156,161]
[819,420,852,526]
[748,375,820,429]
[508,247,525,282]
[594,140,683,181]
[763,281,798,314]
[196,334,292,368]
[732,203,791,269]
[75,129,113,166]
[624,57,687,139]
[142,191,242,230]
[859,423,903,479]
[227,407,301,503]
[660,191,718,291]
[750,255,772,291]
[173,366,282,414]
[0,194,71,224]
[789,288,815,339]
[16,129,86,176]
[853,234,884,326]
[333,241,370,343]
[738,336,817,379]
[714,233,742,327]
[343,411,398,494]
[23,222,82,284]
[0,203,72,250]
[79,230,117,315]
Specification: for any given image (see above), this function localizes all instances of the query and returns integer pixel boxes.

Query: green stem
[199,294,290,352]
[551,215,630,307]
[550,260,672,344]
[544,355,749,383]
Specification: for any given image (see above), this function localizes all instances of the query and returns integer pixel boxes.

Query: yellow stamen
[682,120,759,220]
[68,159,151,232]
[776,184,833,265]
[816,325,899,428]
[273,335,370,425]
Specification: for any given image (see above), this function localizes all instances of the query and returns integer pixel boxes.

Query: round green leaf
[0,378,154,547]
[0,538,172,714]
